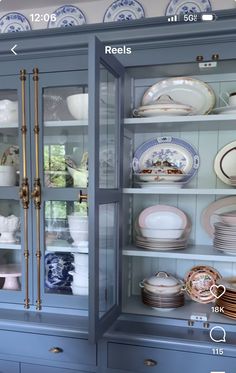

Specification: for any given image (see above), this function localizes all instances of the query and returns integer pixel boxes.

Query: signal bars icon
[168,15,178,22]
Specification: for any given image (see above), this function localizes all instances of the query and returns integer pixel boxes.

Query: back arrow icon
[11,44,18,55]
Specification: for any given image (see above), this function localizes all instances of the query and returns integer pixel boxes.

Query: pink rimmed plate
[138,205,188,230]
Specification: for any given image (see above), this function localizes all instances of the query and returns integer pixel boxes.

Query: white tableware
[67,93,88,120]
[142,77,215,115]
[218,211,236,225]
[70,230,88,245]
[166,0,211,15]
[71,284,88,295]
[0,12,31,33]
[48,5,86,28]
[0,264,21,290]
[0,165,16,186]
[138,205,188,230]
[140,271,184,295]
[140,227,184,239]
[135,181,185,189]
[68,214,88,231]
[214,141,236,185]
[0,215,19,243]
[133,136,199,182]
[67,166,88,187]
[103,0,145,22]
[133,95,194,117]
[201,197,236,237]
[0,100,18,123]
[1,145,19,171]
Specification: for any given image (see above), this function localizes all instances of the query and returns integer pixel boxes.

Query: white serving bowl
[68,215,88,231]
[73,253,88,267]
[71,284,88,296]
[70,229,88,244]
[0,100,18,123]
[0,165,16,186]
[140,227,184,239]
[67,93,88,120]
[67,166,88,187]
[69,271,88,287]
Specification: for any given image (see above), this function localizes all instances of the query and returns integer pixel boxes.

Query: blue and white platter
[0,12,31,33]
[166,0,212,15]
[133,136,200,181]
[104,0,145,22]
[45,252,74,291]
[48,5,86,28]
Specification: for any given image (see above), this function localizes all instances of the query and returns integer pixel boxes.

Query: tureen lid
[145,271,180,287]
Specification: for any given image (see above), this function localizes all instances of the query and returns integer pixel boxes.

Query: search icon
[210,326,226,343]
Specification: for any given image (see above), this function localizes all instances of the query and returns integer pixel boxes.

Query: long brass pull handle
[144,359,157,367]
[33,67,42,310]
[49,347,63,354]
[20,69,30,309]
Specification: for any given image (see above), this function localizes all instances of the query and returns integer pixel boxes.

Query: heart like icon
[210,284,226,299]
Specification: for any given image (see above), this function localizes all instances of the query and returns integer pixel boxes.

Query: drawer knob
[49,347,63,354]
[144,359,157,367]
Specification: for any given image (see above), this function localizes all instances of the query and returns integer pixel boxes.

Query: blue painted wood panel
[0,360,19,373]
[21,363,90,373]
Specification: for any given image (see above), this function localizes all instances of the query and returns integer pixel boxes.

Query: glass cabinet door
[30,69,89,310]
[0,74,32,305]
[88,37,124,341]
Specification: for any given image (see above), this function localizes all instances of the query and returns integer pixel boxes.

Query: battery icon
[201,14,216,21]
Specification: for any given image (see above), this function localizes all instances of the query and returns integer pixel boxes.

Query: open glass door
[88,36,124,342]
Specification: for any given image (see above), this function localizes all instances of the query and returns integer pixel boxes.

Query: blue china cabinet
[1,9,236,373]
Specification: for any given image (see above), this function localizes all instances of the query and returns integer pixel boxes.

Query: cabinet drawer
[0,360,19,373]
[21,363,90,373]
[0,330,96,367]
[108,343,235,373]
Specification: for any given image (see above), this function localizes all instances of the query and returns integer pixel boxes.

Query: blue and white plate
[45,252,74,290]
[104,0,145,22]
[0,12,31,33]
[166,0,212,15]
[133,136,200,181]
[48,5,86,28]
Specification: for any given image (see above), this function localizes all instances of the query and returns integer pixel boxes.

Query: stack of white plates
[213,212,236,254]
[135,204,191,251]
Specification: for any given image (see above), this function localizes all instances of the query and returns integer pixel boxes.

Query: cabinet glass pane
[0,200,21,291]
[43,87,88,188]
[44,200,88,296]
[99,203,117,317]
[99,65,117,189]
[0,90,19,187]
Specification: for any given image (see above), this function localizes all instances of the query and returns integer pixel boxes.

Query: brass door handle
[144,359,157,367]
[79,190,87,204]
[49,347,63,354]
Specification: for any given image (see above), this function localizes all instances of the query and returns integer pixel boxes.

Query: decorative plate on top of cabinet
[103,0,145,22]
[48,5,86,28]
[142,77,215,115]
[0,12,31,33]
[165,0,212,15]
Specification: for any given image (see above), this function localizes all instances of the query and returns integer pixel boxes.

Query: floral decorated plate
[104,0,145,22]
[166,0,212,15]
[0,12,31,33]
[132,136,200,182]
[48,5,86,28]
[45,252,74,290]
[185,265,221,303]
